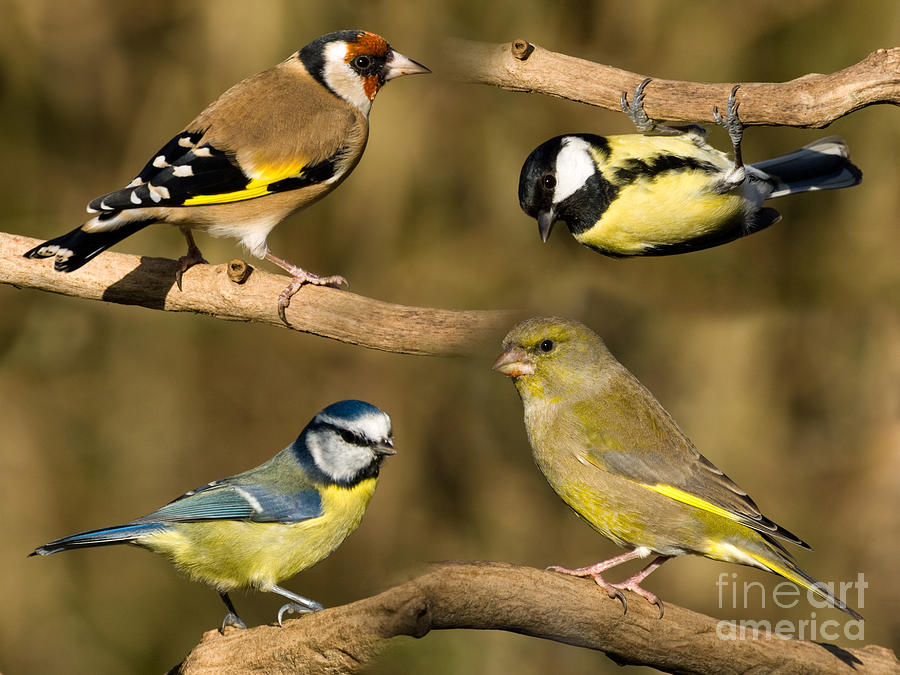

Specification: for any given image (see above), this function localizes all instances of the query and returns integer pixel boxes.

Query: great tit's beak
[384,51,431,80]
[374,438,396,456]
[537,209,556,243]
[492,345,535,378]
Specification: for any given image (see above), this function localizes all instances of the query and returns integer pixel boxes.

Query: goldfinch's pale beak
[384,51,431,80]
[537,209,557,243]
[375,438,396,456]
[492,345,535,378]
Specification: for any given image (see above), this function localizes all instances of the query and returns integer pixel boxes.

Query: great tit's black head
[519,134,609,243]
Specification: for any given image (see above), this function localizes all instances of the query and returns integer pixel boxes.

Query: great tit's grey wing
[131,480,323,525]
[574,381,809,549]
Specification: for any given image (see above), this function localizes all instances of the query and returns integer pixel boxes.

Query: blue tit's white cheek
[306,428,373,483]
[553,136,596,205]
[322,42,372,115]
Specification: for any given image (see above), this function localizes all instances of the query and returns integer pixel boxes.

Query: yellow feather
[182,161,309,206]
[644,483,740,524]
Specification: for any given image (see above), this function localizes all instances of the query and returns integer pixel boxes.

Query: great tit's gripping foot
[218,592,247,633]
[175,228,208,291]
[271,584,324,627]
[264,251,348,324]
[622,78,656,133]
[622,78,706,137]
[713,84,746,191]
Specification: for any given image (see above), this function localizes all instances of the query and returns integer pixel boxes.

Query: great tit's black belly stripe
[612,155,720,185]
[267,156,338,193]
[561,172,619,236]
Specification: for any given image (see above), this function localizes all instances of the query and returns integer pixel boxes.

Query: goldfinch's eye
[541,174,556,190]
[353,55,372,70]
[539,339,555,353]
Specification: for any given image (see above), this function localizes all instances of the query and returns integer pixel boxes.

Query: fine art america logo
[715,572,867,641]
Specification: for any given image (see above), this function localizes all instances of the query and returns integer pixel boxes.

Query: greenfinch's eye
[539,339,555,353]
[541,174,556,190]
[353,55,372,70]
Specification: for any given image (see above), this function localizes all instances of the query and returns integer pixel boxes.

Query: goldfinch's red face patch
[346,32,392,100]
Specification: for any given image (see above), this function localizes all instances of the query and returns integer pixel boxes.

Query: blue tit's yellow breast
[140,478,378,592]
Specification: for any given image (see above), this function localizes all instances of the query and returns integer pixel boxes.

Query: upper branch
[1,233,515,356]
[444,39,900,127]
[171,562,899,675]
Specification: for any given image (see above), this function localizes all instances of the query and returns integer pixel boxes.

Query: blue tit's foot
[220,612,247,633]
[270,584,324,627]
[276,601,323,627]
[713,84,746,191]
[175,228,208,291]
[621,77,656,132]
[264,251,348,324]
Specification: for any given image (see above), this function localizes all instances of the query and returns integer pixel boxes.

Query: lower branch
[1,233,515,356]
[444,39,900,128]
[170,562,897,675]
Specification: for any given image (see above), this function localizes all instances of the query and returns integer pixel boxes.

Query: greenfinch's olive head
[493,317,614,398]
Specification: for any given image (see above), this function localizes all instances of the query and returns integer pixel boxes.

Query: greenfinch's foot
[610,580,665,618]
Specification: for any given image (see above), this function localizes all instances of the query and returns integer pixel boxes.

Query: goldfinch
[493,316,862,619]
[518,81,862,256]
[24,30,429,320]
[31,400,395,631]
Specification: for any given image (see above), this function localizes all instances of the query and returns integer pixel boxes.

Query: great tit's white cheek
[553,136,595,205]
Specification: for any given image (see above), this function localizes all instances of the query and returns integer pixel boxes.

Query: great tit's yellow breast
[580,135,747,255]
[140,478,378,592]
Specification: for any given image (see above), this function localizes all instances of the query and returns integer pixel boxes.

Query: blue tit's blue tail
[30,522,166,556]
[751,136,862,199]
[23,218,154,272]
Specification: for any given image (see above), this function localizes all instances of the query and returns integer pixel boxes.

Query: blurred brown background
[1,1,898,672]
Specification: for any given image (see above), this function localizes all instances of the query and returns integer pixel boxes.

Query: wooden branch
[171,562,898,675]
[1,233,515,356]
[444,39,900,127]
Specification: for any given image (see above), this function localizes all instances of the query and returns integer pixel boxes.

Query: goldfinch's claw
[622,77,655,132]
[175,252,209,291]
[276,272,349,324]
[220,612,247,633]
[277,600,323,627]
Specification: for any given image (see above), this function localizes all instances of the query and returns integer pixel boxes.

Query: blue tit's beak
[384,51,431,80]
[492,345,535,378]
[537,209,556,243]
[375,438,396,456]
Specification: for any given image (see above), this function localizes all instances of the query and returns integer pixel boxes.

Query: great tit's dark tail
[751,136,862,199]
[30,522,165,556]
[23,219,154,272]
[743,538,863,620]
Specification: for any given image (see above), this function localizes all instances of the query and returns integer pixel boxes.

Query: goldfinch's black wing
[130,477,324,525]
[87,129,341,214]
[576,381,809,550]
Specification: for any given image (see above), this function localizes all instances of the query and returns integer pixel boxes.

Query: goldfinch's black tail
[23,219,153,272]
[751,137,862,199]
[30,522,165,556]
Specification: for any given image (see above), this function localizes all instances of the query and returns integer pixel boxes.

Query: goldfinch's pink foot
[265,251,348,323]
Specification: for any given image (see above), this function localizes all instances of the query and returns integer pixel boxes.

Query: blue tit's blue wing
[132,479,323,525]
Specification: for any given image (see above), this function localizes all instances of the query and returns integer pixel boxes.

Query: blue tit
[518,81,862,256]
[31,400,395,631]
[23,31,429,321]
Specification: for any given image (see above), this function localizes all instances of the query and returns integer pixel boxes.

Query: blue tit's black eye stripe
[612,155,720,185]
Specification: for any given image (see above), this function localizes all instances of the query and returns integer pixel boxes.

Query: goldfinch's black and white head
[298,400,395,487]
[518,134,611,243]
[299,30,430,115]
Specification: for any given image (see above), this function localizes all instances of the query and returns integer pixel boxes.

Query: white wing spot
[192,146,212,158]
[130,191,142,204]
[177,135,195,148]
[152,155,169,169]
[172,165,194,178]
[234,486,263,513]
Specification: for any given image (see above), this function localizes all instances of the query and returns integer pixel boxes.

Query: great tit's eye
[539,339,555,353]
[353,55,372,70]
[541,174,556,190]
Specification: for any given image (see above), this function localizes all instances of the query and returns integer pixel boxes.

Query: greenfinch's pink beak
[492,345,535,378]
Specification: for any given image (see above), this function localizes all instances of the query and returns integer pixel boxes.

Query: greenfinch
[493,316,861,619]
